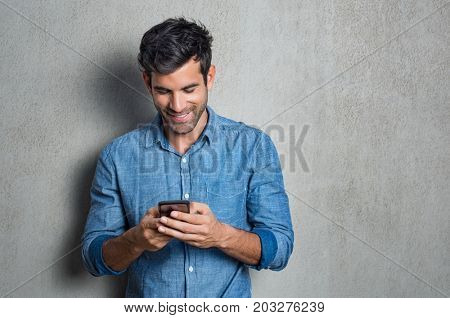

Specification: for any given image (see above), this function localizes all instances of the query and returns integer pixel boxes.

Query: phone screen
[158,200,190,217]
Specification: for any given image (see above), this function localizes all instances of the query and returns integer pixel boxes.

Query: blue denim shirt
[81,106,294,297]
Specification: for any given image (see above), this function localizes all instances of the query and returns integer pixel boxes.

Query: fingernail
[158,226,165,233]
[160,217,168,223]
[171,211,178,217]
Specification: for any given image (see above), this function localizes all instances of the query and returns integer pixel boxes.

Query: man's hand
[157,201,226,248]
[128,207,172,252]
[102,207,172,272]
[155,201,262,265]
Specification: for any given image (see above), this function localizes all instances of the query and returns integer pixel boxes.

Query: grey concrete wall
[1,0,448,297]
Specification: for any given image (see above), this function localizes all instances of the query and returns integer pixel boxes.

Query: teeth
[173,113,189,118]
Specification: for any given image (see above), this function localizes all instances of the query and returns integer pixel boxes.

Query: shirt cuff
[88,234,127,276]
[251,228,278,270]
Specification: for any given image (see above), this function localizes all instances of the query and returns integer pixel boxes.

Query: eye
[156,90,169,95]
[184,88,195,94]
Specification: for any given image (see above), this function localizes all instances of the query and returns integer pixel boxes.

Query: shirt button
[184,193,190,199]
[188,266,194,272]
[182,157,187,163]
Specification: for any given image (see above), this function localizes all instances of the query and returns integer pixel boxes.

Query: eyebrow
[153,83,199,92]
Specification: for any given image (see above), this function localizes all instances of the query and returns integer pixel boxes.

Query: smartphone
[158,200,190,217]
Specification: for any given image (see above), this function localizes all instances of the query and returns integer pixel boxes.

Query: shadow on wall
[57,52,156,297]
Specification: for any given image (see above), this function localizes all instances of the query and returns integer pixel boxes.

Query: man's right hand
[128,207,172,252]
[102,206,172,272]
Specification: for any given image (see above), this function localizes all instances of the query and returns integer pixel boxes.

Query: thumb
[190,201,209,215]
[145,206,160,218]
[141,207,160,229]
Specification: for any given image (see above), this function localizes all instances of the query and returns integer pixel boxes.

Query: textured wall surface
[1,0,449,297]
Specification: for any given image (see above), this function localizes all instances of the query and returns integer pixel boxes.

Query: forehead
[151,58,203,88]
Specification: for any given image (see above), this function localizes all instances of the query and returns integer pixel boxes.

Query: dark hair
[138,17,213,85]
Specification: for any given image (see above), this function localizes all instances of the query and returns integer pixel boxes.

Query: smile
[168,111,192,123]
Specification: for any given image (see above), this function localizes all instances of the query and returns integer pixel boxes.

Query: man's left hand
[157,201,226,248]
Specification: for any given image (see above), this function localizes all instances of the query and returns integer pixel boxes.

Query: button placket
[180,155,190,201]
[181,155,194,296]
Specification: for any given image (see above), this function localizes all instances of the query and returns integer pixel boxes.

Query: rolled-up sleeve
[247,132,294,271]
[81,144,127,276]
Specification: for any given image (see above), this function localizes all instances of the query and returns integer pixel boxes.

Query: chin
[171,123,196,135]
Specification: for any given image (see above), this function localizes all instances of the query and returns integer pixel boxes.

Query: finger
[154,231,173,240]
[160,216,201,233]
[158,225,200,241]
[142,220,159,230]
[170,210,204,225]
[142,216,162,230]
[190,201,210,215]
[145,206,159,218]
[143,207,159,219]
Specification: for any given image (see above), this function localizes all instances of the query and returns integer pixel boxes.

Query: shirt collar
[145,105,217,148]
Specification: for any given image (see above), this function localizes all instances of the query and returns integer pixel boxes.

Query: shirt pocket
[206,180,247,228]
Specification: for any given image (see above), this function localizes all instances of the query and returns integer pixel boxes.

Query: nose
[169,92,185,113]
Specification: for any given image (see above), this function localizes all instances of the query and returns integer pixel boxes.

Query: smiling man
[146,56,211,153]
[81,17,294,297]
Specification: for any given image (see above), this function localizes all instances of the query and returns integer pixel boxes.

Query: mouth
[167,111,192,123]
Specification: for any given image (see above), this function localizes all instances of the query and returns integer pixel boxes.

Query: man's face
[143,58,215,135]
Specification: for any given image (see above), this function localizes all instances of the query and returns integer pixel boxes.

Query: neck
[165,108,209,155]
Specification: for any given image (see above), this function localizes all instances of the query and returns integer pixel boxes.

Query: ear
[142,71,153,96]
[206,65,216,91]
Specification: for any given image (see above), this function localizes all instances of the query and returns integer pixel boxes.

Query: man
[82,17,294,297]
